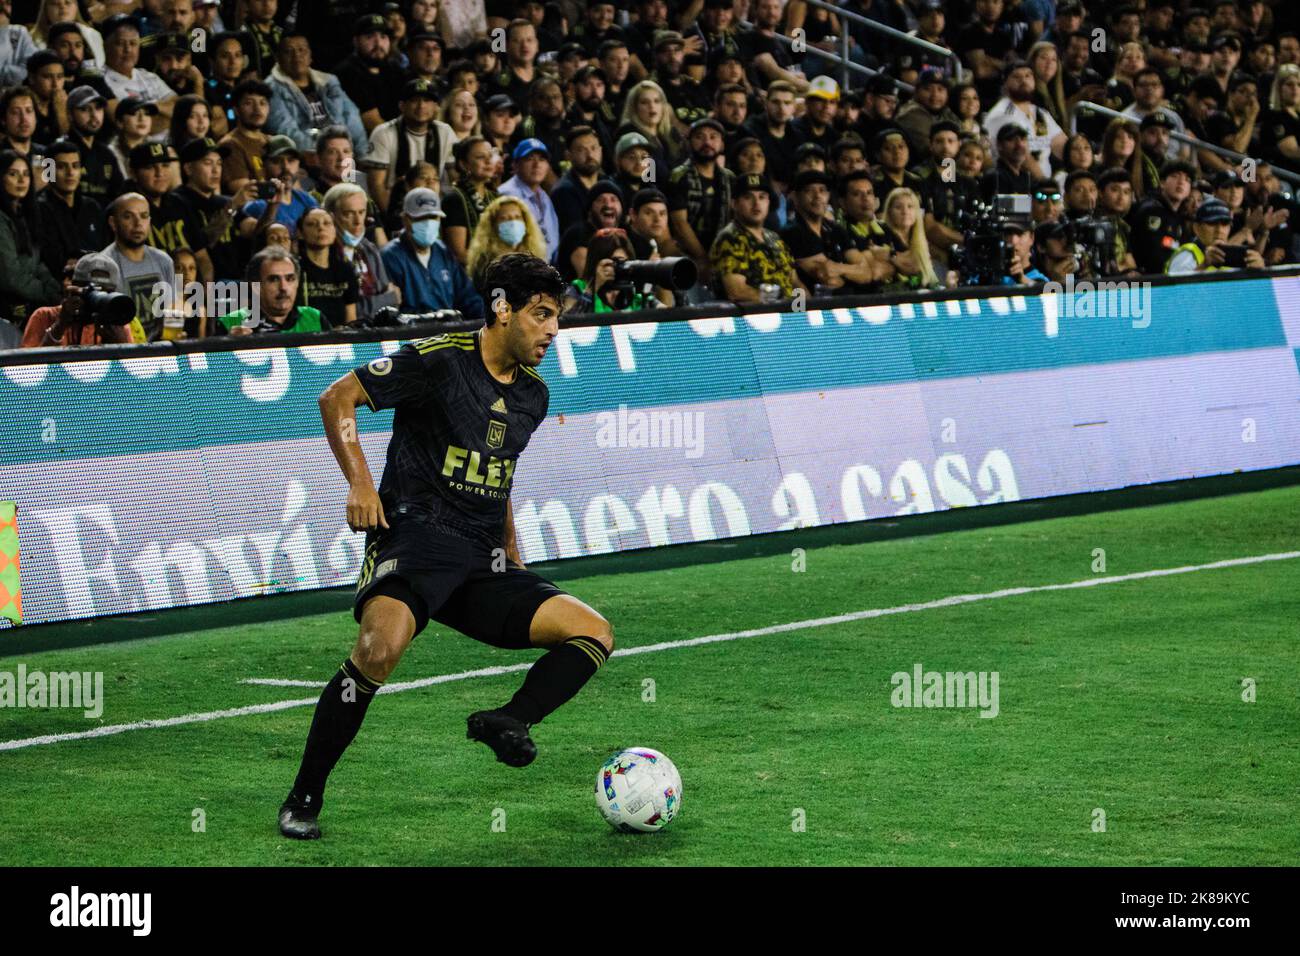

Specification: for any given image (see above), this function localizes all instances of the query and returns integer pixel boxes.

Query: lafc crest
[486,420,506,449]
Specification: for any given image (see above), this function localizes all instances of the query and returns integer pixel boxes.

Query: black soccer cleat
[467,710,538,767]
[278,793,322,840]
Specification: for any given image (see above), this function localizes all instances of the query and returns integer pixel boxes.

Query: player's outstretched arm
[319,372,388,532]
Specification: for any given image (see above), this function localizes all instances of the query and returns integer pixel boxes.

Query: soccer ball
[595,747,683,832]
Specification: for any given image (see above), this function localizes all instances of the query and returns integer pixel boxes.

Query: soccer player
[279,254,614,840]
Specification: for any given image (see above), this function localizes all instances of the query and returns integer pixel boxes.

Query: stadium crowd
[0,0,1298,347]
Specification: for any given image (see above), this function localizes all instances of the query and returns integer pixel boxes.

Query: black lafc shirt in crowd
[351,331,550,546]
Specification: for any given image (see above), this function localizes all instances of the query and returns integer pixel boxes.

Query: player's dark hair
[479,254,564,325]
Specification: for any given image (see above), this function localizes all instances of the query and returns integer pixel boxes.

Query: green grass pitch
[1,480,1297,866]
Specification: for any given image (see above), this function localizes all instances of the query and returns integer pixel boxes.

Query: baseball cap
[734,174,772,197]
[807,75,840,101]
[631,187,668,211]
[1141,109,1176,130]
[512,138,549,161]
[179,136,230,163]
[868,75,897,96]
[156,33,189,55]
[1034,219,1069,243]
[483,93,520,114]
[115,98,159,120]
[401,78,439,101]
[996,122,1029,142]
[1195,197,1233,223]
[129,141,176,168]
[72,252,124,293]
[792,169,833,191]
[67,85,106,110]
[1214,169,1245,188]
[403,187,444,219]
[916,67,947,89]
[616,131,652,156]
[354,13,392,37]
[653,30,685,51]
[265,135,301,159]
[588,180,624,205]
[1210,32,1242,51]
[689,117,725,136]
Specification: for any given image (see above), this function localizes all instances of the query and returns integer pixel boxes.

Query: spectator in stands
[34,137,102,281]
[567,64,618,162]
[440,87,480,143]
[0,148,60,331]
[21,252,132,347]
[558,180,624,280]
[338,13,403,133]
[1262,64,1300,173]
[984,60,1066,179]
[551,125,612,237]
[323,181,400,324]
[101,192,177,341]
[218,246,327,334]
[1030,178,1064,224]
[1096,166,1139,274]
[618,79,684,187]
[710,173,805,303]
[25,50,66,146]
[100,14,175,132]
[742,79,803,194]
[1,84,43,169]
[498,136,559,262]
[880,187,939,291]
[782,168,887,296]
[466,193,548,287]
[296,207,358,328]
[32,1,106,66]
[441,135,496,266]
[267,33,367,156]
[1055,132,1095,192]
[1166,196,1265,273]
[172,135,249,284]
[668,117,731,284]
[218,78,273,194]
[238,135,319,239]
[203,31,246,137]
[0,1,38,87]
[152,31,204,99]
[168,94,213,153]
[896,68,961,158]
[791,76,839,156]
[130,141,214,280]
[872,129,924,206]
[1122,67,1189,161]
[364,77,453,227]
[626,186,682,260]
[1032,219,1075,284]
[981,122,1033,198]
[1063,169,1100,219]
[562,227,672,313]
[517,74,567,164]
[381,186,482,318]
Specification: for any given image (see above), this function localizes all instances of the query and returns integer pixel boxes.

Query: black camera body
[600,257,698,311]
[1066,216,1117,276]
[78,282,135,327]
[257,180,280,201]
[949,196,1029,285]
[1219,243,1248,268]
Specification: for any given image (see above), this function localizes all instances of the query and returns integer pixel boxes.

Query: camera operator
[1165,198,1266,274]
[21,253,134,348]
[1000,220,1049,286]
[1033,220,1078,285]
[1096,167,1140,275]
[562,228,673,313]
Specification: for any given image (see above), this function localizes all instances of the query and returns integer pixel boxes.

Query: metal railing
[802,0,965,91]
[1072,100,1300,186]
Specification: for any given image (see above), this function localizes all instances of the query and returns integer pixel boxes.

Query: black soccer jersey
[351,331,549,545]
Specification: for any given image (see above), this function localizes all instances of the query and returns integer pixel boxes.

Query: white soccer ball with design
[595,747,683,832]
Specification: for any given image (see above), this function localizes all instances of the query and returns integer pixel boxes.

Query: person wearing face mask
[465,194,550,289]
[323,182,401,325]
[381,187,483,319]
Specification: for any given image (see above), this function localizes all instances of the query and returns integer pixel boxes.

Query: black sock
[289,659,382,808]
[500,636,610,726]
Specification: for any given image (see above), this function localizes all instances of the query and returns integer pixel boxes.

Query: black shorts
[353,520,566,649]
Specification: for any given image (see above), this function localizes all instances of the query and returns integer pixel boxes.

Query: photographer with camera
[1033,220,1079,285]
[20,252,135,348]
[1000,219,1049,286]
[237,136,319,240]
[562,227,684,313]
[1165,198,1266,274]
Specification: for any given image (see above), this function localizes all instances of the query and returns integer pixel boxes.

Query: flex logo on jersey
[441,445,516,497]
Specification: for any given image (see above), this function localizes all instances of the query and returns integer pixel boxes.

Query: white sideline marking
[3,550,1297,753]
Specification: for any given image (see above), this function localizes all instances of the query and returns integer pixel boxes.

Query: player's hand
[347,483,389,532]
